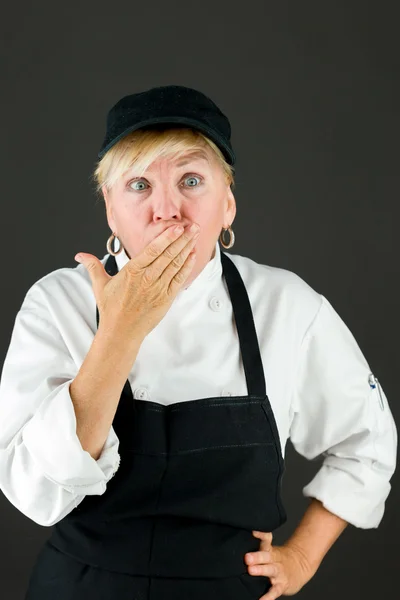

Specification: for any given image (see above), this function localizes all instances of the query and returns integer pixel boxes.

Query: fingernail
[75,254,82,262]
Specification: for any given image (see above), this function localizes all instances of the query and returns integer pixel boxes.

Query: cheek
[116,202,147,230]
[191,199,224,226]
[113,208,147,252]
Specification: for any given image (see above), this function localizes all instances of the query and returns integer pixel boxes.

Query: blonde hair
[91,127,236,200]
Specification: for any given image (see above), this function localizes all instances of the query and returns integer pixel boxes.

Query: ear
[102,185,116,233]
[224,186,237,227]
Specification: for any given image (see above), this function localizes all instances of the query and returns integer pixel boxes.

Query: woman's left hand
[244,530,315,599]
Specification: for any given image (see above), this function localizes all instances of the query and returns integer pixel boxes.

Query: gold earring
[219,226,235,249]
[106,232,123,256]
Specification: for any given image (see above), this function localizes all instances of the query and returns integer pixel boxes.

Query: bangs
[91,127,235,196]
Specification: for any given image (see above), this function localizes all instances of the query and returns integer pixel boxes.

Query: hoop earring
[106,232,123,256]
[219,226,235,249]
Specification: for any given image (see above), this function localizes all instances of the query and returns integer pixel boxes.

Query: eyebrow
[126,151,210,180]
[174,152,210,167]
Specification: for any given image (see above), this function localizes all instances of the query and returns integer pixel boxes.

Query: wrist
[97,321,145,349]
[283,539,320,580]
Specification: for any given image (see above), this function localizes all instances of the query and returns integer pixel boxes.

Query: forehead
[174,149,211,166]
[147,149,212,170]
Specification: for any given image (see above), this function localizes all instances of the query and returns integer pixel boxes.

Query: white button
[209,296,223,311]
[134,387,150,400]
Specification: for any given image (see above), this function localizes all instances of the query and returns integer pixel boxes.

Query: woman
[0,85,397,600]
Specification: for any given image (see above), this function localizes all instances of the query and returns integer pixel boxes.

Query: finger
[154,223,200,279]
[247,562,278,578]
[244,550,271,565]
[133,223,198,271]
[260,582,284,600]
[167,245,198,294]
[75,253,111,299]
[160,231,199,283]
[253,531,273,545]
[128,224,184,270]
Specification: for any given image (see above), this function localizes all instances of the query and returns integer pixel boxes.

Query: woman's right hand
[74,223,200,341]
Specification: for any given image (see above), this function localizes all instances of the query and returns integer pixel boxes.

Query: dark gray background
[1,1,399,598]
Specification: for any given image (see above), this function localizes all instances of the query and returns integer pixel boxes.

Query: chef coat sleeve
[289,294,397,529]
[0,286,121,526]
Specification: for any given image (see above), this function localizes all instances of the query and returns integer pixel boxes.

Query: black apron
[25,250,287,600]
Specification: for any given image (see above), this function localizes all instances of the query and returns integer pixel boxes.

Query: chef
[0,85,397,600]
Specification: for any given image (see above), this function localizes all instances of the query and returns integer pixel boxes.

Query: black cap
[97,85,236,166]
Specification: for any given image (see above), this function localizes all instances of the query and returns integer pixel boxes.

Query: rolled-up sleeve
[0,287,121,526]
[289,294,397,529]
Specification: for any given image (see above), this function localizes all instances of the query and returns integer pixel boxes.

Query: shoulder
[223,249,323,330]
[20,253,109,316]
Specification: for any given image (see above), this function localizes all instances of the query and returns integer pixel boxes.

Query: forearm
[284,498,349,575]
[71,324,143,460]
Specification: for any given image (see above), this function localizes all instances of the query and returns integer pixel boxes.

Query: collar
[114,239,223,298]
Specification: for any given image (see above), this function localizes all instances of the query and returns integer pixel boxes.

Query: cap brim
[97,116,235,165]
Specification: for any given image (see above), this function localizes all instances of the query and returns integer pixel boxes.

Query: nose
[152,190,183,222]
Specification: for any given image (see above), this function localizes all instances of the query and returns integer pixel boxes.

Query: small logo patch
[368,373,384,410]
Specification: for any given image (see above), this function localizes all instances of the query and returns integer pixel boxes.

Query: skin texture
[102,147,236,289]
[244,499,348,599]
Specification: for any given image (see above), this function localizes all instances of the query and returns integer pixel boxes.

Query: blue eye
[183,176,201,188]
[130,180,147,191]
[128,174,202,191]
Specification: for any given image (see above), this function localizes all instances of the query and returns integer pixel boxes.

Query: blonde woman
[0,85,396,600]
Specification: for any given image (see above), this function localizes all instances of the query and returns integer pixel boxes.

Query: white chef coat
[0,241,397,529]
